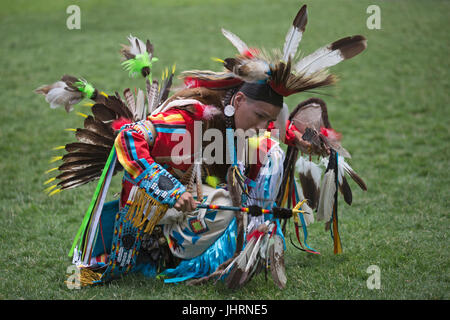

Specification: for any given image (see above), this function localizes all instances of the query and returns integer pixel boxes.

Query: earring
[224,104,235,117]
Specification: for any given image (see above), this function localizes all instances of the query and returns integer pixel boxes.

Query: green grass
[0,0,448,300]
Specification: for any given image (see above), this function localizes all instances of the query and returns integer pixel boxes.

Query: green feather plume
[122,53,159,80]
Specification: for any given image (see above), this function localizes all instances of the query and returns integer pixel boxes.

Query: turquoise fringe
[160,217,237,283]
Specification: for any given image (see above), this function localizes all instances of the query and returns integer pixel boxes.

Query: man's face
[233,92,281,133]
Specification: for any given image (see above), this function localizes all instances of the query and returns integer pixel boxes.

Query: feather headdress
[183,4,366,98]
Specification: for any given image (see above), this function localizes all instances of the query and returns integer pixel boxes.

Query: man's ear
[233,92,246,110]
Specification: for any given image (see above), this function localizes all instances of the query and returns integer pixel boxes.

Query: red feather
[320,127,342,141]
[246,229,265,242]
[184,77,243,89]
[243,47,259,58]
[269,80,296,97]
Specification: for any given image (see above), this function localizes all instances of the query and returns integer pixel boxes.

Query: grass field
[0,0,448,300]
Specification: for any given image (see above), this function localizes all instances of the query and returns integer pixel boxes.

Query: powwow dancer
[36,4,368,289]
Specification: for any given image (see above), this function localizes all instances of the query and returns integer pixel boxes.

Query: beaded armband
[124,163,186,235]
[138,163,186,206]
[124,162,186,208]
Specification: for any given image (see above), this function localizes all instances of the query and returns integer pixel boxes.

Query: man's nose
[256,121,269,130]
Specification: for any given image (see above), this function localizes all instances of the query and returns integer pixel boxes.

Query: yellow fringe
[136,203,152,229]
[125,188,143,221]
[76,112,88,118]
[82,102,94,107]
[52,146,65,151]
[48,188,62,196]
[100,91,108,98]
[125,188,168,235]
[76,268,103,287]
[132,194,147,226]
[49,156,63,163]
[65,128,77,132]
[44,184,57,193]
[45,167,58,174]
[144,205,167,234]
[43,177,56,185]
[211,57,225,63]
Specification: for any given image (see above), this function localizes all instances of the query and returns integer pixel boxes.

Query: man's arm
[114,120,191,209]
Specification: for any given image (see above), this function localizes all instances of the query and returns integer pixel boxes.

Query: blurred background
[0,0,448,299]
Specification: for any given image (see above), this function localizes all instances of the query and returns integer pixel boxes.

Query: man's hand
[174,192,197,212]
[293,130,330,156]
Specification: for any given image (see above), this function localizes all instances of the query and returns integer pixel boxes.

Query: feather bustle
[75,128,114,148]
[64,142,111,154]
[83,116,115,139]
[91,104,117,122]
[123,88,136,115]
[61,152,107,164]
